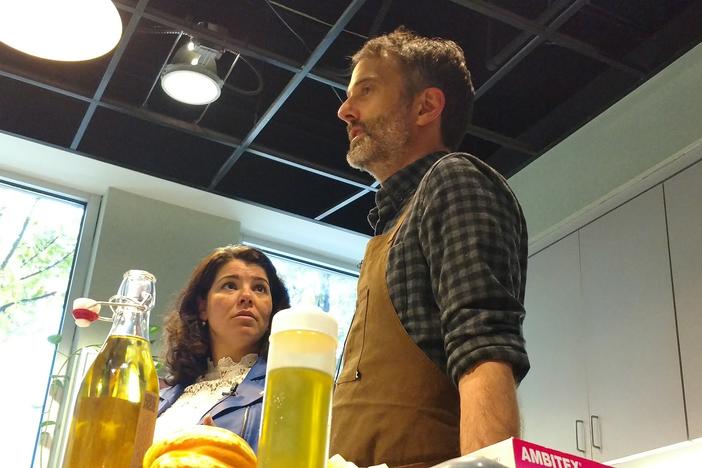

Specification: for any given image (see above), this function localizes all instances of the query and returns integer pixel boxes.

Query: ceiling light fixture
[0,0,123,61]
[160,40,224,106]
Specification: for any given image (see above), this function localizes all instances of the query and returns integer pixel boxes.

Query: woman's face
[198,259,274,355]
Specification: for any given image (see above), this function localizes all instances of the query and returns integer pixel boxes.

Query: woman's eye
[222,282,237,290]
[254,284,268,293]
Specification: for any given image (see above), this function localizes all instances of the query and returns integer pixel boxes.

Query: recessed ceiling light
[161,68,223,106]
[161,41,224,105]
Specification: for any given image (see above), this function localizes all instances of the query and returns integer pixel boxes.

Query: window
[264,251,358,364]
[0,179,95,467]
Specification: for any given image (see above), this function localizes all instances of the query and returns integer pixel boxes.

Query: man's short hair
[352,26,475,150]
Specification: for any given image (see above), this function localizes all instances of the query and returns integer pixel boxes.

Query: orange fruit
[143,425,256,468]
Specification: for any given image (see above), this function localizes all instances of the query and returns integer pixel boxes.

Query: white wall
[75,187,241,351]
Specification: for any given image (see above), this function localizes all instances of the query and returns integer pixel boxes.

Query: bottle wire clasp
[71,293,153,327]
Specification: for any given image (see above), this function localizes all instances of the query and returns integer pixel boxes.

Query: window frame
[242,238,361,278]
[0,168,101,467]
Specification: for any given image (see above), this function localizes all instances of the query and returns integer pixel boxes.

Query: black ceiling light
[160,39,224,105]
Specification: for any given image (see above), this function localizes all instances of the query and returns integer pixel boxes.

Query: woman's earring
[201,320,207,327]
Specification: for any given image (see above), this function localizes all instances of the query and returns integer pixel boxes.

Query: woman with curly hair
[155,245,290,452]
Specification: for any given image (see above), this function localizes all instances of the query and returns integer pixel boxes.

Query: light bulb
[161,69,222,105]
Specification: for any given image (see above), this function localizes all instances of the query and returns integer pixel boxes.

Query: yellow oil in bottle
[258,366,333,468]
[63,335,159,468]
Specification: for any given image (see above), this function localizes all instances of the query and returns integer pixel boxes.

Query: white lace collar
[199,353,258,382]
[155,353,259,442]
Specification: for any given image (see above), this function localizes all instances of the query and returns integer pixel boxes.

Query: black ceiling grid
[255,76,373,184]
[217,151,364,220]
[0,75,89,148]
[76,107,234,188]
[207,0,370,189]
[0,0,700,237]
[483,0,702,176]
[322,190,377,234]
[70,0,151,152]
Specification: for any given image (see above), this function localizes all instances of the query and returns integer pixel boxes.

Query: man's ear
[415,87,445,127]
[197,298,208,321]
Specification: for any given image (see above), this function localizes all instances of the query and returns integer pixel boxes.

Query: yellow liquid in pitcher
[63,335,159,468]
[258,367,333,468]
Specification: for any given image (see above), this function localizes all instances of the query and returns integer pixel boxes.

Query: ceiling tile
[76,107,232,188]
[0,76,88,147]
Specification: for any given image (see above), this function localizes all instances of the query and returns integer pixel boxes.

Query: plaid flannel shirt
[368,151,530,385]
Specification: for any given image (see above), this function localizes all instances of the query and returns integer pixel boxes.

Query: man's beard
[346,110,411,175]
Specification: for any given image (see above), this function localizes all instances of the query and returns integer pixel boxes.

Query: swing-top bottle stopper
[71,298,102,327]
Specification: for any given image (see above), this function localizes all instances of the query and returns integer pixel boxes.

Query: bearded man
[330,27,530,468]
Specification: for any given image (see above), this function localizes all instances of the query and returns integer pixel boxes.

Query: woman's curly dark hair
[163,245,290,386]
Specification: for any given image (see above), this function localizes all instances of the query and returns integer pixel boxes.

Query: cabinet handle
[575,419,586,453]
[590,415,602,449]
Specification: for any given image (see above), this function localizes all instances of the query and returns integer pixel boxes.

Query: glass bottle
[63,270,159,468]
[257,306,339,468]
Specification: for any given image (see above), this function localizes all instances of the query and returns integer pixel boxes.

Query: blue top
[158,356,266,452]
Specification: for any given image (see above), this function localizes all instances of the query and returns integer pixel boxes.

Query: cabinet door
[665,160,702,440]
[580,185,686,461]
[519,233,591,457]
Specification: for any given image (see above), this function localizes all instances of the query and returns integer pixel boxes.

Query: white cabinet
[665,160,702,440]
[520,185,688,462]
[520,233,591,457]
[579,185,686,461]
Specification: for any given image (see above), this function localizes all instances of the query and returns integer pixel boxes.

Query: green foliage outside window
[0,182,84,468]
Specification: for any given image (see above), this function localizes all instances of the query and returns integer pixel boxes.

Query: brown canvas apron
[330,207,460,468]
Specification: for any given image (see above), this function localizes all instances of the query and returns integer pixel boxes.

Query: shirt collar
[368,151,448,233]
